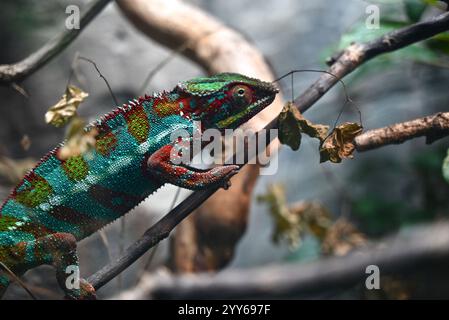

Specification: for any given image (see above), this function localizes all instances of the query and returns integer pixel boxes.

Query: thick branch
[355,112,449,151]
[88,11,449,290]
[0,0,112,84]
[115,221,449,299]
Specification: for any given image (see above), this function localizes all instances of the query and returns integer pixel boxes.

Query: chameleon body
[0,73,277,299]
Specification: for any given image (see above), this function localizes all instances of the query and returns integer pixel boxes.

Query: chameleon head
[176,73,278,130]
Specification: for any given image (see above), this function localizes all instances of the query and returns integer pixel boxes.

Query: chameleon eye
[231,85,252,103]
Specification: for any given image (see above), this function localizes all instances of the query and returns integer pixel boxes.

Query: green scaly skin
[0,73,278,299]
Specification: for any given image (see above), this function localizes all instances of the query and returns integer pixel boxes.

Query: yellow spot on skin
[154,101,180,117]
[15,174,53,208]
[62,155,89,181]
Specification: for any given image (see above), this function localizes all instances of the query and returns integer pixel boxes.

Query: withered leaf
[45,85,88,127]
[58,116,97,160]
[257,184,299,247]
[321,218,367,256]
[278,102,329,151]
[258,183,332,249]
[290,201,332,241]
[319,122,363,163]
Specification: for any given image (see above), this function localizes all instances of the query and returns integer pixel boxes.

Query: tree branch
[0,0,112,84]
[115,221,449,299]
[355,112,449,151]
[88,11,449,291]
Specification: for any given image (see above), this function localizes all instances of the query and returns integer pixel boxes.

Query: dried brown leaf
[321,218,367,256]
[319,122,363,163]
[278,102,329,151]
[258,184,333,249]
[257,184,300,247]
[290,201,333,240]
[45,85,88,127]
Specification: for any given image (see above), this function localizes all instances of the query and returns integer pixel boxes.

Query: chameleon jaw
[216,95,275,129]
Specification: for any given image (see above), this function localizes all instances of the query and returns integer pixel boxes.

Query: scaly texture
[0,73,277,299]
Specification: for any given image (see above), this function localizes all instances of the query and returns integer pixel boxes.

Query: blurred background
[1,0,449,299]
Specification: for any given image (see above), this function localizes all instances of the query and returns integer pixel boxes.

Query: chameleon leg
[33,233,96,300]
[148,144,239,190]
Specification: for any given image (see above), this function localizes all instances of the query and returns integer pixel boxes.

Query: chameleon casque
[0,73,278,299]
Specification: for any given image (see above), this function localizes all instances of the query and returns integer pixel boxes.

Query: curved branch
[116,0,282,130]
[115,221,449,299]
[355,112,449,151]
[0,0,112,84]
[88,10,449,291]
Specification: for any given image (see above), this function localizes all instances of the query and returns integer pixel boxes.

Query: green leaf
[404,0,427,22]
[442,149,449,184]
[428,32,449,55]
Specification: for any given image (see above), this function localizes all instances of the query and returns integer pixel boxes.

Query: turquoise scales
[0,73,278,299]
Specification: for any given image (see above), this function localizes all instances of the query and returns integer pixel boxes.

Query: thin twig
[0,0,112,84]
[0,261,37,300]
[78,56,119,106]
[10,83,29,98]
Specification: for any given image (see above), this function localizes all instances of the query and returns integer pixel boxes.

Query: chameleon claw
[223,180,232,190]
[218,165,240,190]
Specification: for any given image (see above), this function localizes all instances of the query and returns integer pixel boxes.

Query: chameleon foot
[210,165,239,190]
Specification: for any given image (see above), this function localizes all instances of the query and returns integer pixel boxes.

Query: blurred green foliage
[331,0,449,81]
[0,0,63,51]
[351,145,449,236]
[323,0,449,237]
